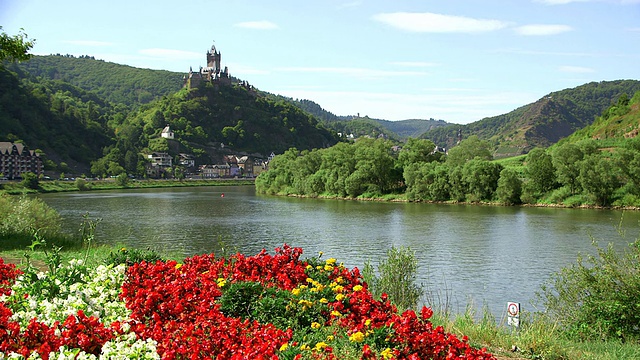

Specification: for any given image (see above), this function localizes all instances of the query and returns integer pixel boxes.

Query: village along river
[38,185,640,320]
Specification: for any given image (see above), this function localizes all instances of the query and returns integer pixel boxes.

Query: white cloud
[234,21,279,30]
[277,66,428,79]
[63,40,114,47]
[138,48,201,62]
[559,65,595,73]
[372,12,509,33]
[515,24,573,35]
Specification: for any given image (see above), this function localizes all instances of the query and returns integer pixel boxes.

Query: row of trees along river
[256,135,640,208]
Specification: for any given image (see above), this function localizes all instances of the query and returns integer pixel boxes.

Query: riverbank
[0,177,255,195]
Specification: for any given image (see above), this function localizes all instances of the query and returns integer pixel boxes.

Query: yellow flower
[349,331,365,343]
[325,258,337,265]
[279,343,289,351]
[306,264,313,270]
[311,322,321,329]
[314,342,328,351]
[319,298,328,304]
[216,278,226,287]
[331,310,342,317]
[292,288,301,296]
[326,335,335,341]
[316,265,323,270]
[300,285,308,290]
[353,285,363,292]
[335,293,345,301]
[319,251,324,256]
[333,285,344,293]
[298,299,313,308]
[335,276,344,284]
[381,348,393,359]
[300,344,310,351]
[306,278,314,283]
[365,319,372,326]
[324,264,334,272]
[174,263,182,270]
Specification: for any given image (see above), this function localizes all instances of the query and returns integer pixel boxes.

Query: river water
[38,185,640,319]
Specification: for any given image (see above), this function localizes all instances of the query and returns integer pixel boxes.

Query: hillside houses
[145,151,267,179]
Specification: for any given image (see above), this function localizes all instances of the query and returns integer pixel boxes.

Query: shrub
[75,178,91,191]
[104,247,164,267]
[20,172,39,190]
[363,246,423,311]
[538,238,640,341]
[0,194,61,241]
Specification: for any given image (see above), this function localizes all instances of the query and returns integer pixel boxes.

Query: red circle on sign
[507,303,519,316]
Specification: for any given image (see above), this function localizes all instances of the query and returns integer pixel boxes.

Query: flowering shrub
[0,245,495,359]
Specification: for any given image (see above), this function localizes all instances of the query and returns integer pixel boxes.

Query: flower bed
[0,246,495,359]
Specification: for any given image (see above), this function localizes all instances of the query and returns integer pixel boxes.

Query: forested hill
[11,55,185,107]
[0,61,339,176]
[420,80,640,156]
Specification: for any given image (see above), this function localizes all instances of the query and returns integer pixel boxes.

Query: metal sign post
[507,301,520,329]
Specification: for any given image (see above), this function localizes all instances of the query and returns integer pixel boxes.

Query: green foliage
[0,195,61,241]
[539,237,640,341]
[579,153,620,206]
[115,173,129,187]
[552,143,584,194]
[526,148,557,194]
[496,167,522,205]
[445,135,493,166]
[461,159,502,201]
[363,246,423,311]
[20,171,39,189]
[219,281,266,318]
[104,246,164,267]
[74,177,91,191]
[0,26,35,63]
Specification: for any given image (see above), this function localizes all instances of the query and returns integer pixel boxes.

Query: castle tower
[206,44,221,75]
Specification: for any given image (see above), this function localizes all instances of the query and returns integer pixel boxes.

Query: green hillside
[0,67,114,172]
[12,55,184,107]
[420,80,640,156]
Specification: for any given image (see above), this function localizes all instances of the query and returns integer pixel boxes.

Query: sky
[2,0,639,124]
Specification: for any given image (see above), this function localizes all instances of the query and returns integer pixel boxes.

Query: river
[38,185,640,319]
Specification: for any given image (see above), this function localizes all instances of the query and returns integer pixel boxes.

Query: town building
[0,142,43,179]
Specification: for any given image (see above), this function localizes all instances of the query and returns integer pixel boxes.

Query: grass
[0,178,255,195]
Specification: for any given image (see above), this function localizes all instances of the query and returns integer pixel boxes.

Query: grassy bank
[0,178,254,195]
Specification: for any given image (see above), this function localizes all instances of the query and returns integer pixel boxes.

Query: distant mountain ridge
[419,80,640,156]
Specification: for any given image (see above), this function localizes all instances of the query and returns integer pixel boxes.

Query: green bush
[0,195,62,241]
[538,238,640,341]
[104,246,164,267]
[363,246,423,311]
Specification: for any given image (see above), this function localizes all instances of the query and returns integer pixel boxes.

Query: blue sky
[2,0,639,124]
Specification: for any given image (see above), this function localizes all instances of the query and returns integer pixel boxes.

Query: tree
[461,159,502,201]
[397,138,437,169]
[579,154,620,206]
[526,148,556,193]
[20,172,39,190]
[0,27,35,63]
[552,143,584,194]
[496,168,522,205]
[446,135,492,166]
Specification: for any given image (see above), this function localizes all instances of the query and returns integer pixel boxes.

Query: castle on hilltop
[184,43,231,88]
